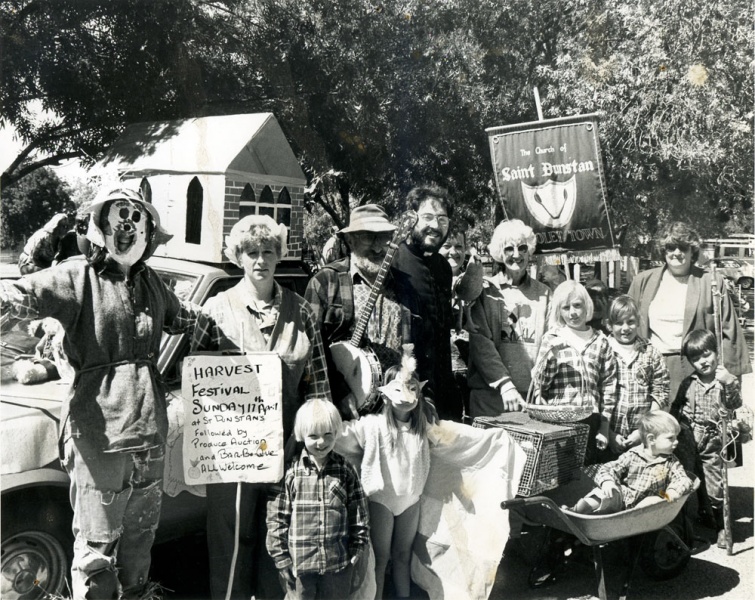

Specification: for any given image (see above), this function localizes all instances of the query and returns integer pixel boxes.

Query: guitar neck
[349,241,399,347]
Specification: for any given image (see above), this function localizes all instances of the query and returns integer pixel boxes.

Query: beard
[352,253,383,280]
[410,225,447,254]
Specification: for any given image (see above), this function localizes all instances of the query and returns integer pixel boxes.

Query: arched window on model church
[258,185,275,220]
[256,185,292,226]
[277,188,291,227]
[239,183,256,219]
[185,177,203,244]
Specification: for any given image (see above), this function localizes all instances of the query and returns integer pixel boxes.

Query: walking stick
[711,263,734,555]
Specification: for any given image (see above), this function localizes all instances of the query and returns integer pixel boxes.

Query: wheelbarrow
[501,476,700,600]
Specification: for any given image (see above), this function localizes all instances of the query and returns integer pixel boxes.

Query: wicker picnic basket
[524,402,594,423]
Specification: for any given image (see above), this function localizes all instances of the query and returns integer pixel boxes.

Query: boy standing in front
[267,399,370,599]
[672,329,742,548]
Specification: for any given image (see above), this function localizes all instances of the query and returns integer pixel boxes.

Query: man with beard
[305,204,417,417]
[394,184,460,421]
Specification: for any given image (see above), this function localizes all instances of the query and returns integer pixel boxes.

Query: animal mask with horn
[378,344,426,409]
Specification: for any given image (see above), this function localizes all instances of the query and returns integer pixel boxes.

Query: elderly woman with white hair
[466,219,552,418]
[190,215,332,600]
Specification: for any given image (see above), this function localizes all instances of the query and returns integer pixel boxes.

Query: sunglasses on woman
[664,243,690,253]
[504,244,529,256]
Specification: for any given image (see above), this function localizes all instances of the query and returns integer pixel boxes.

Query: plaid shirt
[304,258,413,402]
[672,373,742,447]
[267,450,370,576]
[532,328,618,419]
[608,336,670,437]
[594,445,693,509]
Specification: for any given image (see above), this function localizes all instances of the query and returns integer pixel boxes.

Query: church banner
[181,352,283,485]
[487,114,618,259]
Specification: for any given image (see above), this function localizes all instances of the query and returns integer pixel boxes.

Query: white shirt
[648,271,688,353]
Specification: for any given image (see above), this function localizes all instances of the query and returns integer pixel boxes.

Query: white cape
[411,420,526,600]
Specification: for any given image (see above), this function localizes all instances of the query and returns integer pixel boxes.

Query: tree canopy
[2,0,751,254]
[1,167,74,248]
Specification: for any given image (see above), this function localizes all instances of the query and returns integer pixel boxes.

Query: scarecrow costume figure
[0,188,200,600]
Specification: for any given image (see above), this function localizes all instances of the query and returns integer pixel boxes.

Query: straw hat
[339,205,396,234]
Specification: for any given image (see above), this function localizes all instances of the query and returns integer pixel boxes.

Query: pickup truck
[0,256,309,600]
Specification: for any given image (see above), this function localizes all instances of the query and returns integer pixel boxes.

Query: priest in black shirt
[394,184,461,421]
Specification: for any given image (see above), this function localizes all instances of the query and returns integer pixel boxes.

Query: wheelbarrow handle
[501,496,594,546]
[501,496,557,510]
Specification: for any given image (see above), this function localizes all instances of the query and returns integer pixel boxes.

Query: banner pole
[533,87,544,121]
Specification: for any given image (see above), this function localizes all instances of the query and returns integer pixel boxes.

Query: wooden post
[608,261,615,289]
[614,260,622,291]
[533,87,544,121]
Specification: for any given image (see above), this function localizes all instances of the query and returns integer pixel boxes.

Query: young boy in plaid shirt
[267,399,370,599]
[672,329,742,548]
[571,411,693,514]
[605,296,670,457]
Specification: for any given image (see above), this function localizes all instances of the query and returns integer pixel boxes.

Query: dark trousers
[206,482,281,600]
[283,566,353,600]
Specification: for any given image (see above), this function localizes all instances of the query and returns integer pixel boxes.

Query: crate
[473,412,590,497]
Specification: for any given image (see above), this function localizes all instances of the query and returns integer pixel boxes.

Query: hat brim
[339,222,397,234]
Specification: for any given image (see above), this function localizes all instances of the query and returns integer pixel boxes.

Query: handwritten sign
[181,353,283,484]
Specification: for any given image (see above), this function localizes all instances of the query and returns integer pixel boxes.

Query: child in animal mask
[0,187,200,600]
[336,344,432,599]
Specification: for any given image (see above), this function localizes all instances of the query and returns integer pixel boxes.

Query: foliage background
[1,0,752,254]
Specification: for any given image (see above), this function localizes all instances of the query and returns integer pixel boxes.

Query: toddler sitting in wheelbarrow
[571,411,694,514]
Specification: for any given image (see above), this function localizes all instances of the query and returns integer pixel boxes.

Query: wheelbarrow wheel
[638,525,691,580]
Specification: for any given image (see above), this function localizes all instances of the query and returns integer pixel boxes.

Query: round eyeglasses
[418,213,450,227]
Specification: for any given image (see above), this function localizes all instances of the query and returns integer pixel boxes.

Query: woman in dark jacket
[628,221,751,400]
